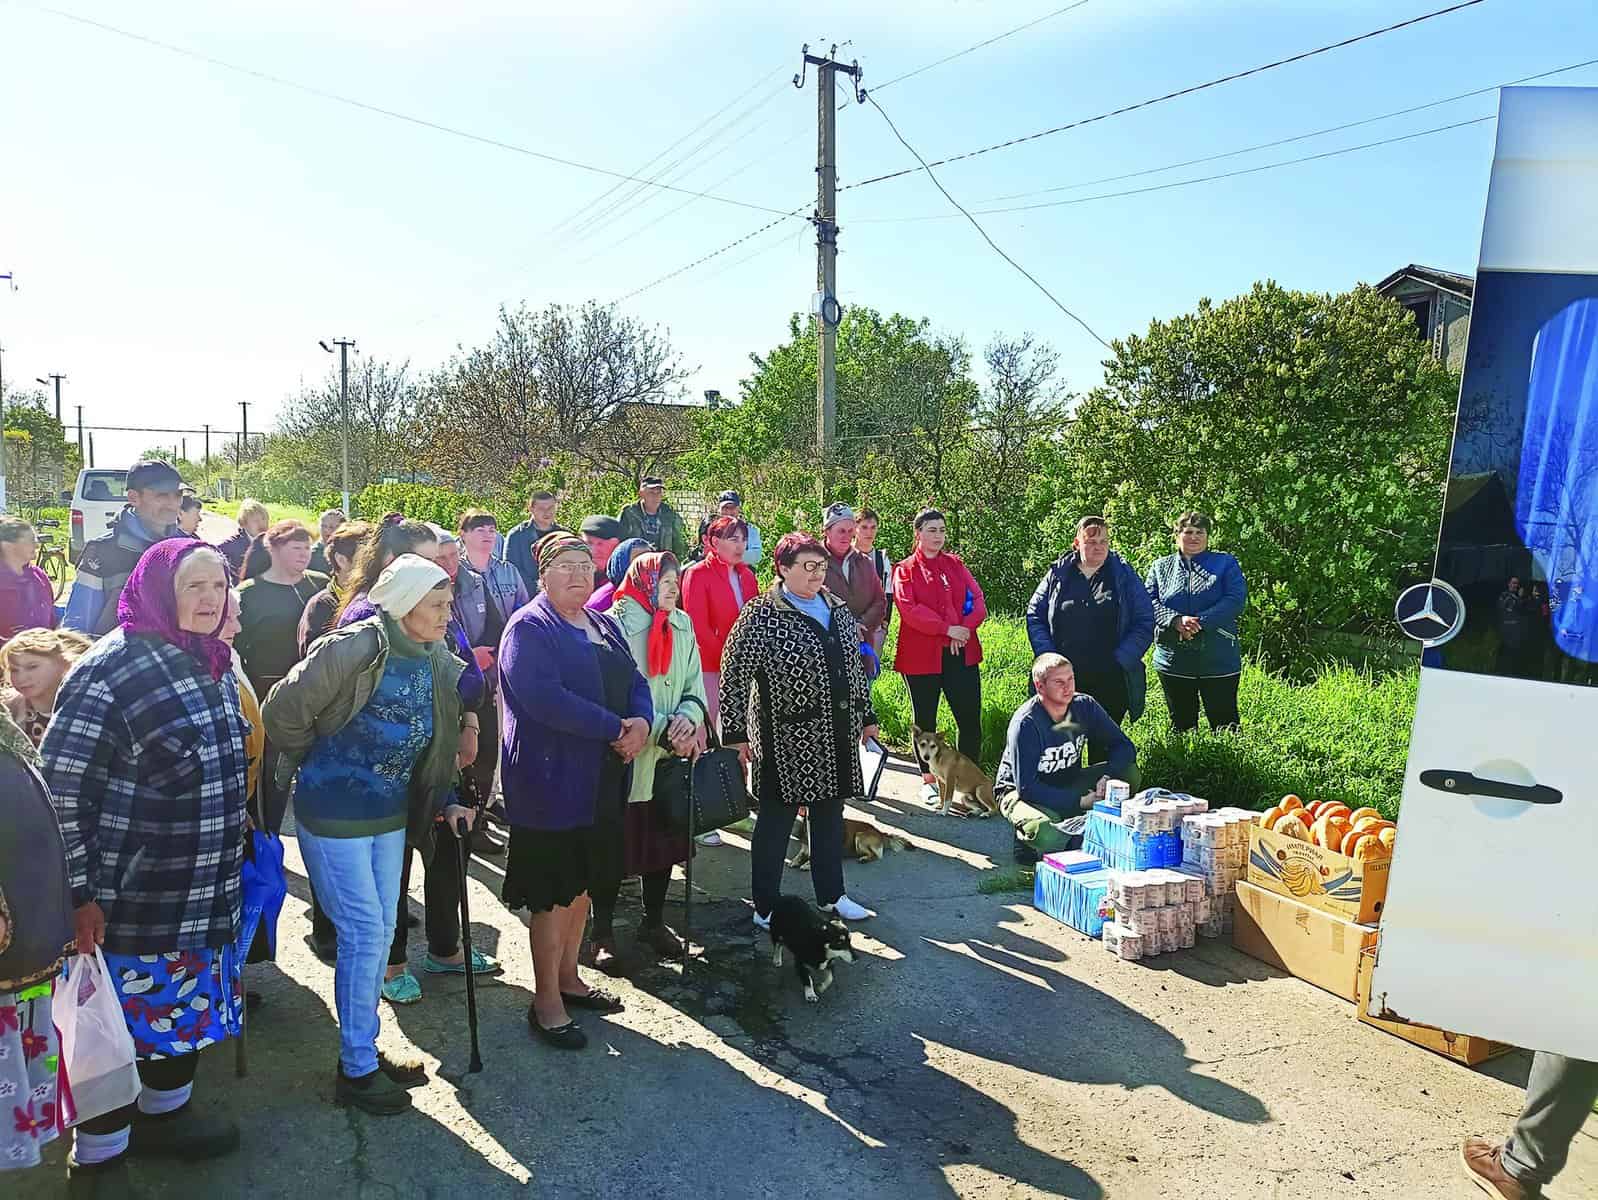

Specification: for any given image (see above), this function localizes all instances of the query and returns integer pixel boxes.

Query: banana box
[1246,824,1390,925]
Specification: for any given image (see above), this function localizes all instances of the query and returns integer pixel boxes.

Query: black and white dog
[767,895,857,1002]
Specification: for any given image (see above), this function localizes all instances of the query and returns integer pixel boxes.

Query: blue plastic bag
[237,828,287,964]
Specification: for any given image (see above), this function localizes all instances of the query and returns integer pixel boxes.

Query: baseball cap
[717,489,742,505]
[640,476,665,489]
[580,515,623,539]
[821,502,856,531]
[126,460,183,493]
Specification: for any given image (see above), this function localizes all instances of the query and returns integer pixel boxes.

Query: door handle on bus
[1418,769,1562,805]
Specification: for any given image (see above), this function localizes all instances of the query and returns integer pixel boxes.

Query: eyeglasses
[544,560,592,577]
[789,559,829,576]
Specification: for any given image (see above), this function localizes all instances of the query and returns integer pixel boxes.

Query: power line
[869,0,1096,93]
[23,3,797,218]
[856,114,1496,222]
[842,0,1492,193]
[611,205,810,304]
[864,91,1111,349]
[969,56,1598,206]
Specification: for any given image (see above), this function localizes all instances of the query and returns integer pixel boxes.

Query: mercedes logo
[1395,580,1466,646]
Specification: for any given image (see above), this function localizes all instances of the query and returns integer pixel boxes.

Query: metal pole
[88,432,95,469]
[238,401,249,469]
[204,424,211,491]
[76,406,84,463]
[815,59,838,499]
[339,341,351,514]
[52,376,62,424]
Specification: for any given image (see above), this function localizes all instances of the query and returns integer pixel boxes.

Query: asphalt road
[17,757,1596,1199]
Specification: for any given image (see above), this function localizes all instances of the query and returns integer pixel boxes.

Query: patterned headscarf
[118,538,233,681]
[535,530,590,574]
[607,538,651,587]
[613,551,678,676]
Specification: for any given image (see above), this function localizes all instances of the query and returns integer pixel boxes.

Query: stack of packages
[1175,808,1260,936]
[1032,850,1113,939]
[1101,869,1206,960]
[1081,787,1199,871]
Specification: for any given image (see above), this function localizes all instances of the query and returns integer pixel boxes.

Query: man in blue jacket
[1025,516,1154,725]
[996,653,1138,861]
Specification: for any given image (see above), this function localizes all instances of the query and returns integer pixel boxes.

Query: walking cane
[683,753,695,972]
[455,811,484,1074]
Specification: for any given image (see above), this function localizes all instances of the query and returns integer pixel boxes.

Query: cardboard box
[1246,824,1390,925]
[1354,948,1515,1067]
[1232,881,1377,1002]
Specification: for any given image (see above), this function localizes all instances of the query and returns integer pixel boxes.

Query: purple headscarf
[118,538,233,681]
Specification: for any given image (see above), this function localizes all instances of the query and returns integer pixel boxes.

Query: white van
[69,467,128,560]
[1374,86,1598,1061]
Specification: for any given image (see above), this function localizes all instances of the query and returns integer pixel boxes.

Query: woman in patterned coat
[719,532,880,926]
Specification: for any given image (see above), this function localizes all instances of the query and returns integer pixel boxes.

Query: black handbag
[651,697,750,836]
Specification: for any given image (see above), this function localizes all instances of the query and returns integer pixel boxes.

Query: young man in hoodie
[1025,516,1154,726]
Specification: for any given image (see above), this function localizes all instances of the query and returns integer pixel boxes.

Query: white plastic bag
[53,948,141,1125]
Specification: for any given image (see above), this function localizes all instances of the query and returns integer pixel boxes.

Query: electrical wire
[868,0,1095,94]
[611,205,812,304]
[21,3,799,218]
[546,66,789,239]
[864,91,1111,349]
[854,114,1495,222]
[841,0,1491,193]
[967,56,1598,206]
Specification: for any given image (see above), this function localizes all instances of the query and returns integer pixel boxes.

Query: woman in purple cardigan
[499,532,652,1051]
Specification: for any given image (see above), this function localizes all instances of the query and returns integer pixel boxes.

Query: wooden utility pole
[795,45,862,500]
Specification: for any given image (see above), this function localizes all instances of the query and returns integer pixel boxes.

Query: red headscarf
[118,538,233,681]
[613,551,678,676]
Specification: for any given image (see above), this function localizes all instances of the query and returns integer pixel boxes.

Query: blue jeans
[297,827,405,1078]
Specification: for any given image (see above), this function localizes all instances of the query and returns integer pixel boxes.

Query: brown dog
[789,814,915,868]
[912,726,999,817]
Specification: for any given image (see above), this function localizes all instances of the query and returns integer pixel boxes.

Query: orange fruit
[1342,830,1377,857]
[1347,807,1382,826]
[1280,795,1304,812]
[1377,827,1396,850]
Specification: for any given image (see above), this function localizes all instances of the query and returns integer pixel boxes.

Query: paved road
[18,758,1596,1198]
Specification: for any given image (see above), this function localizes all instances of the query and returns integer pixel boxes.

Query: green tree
[1055,280,1456,667]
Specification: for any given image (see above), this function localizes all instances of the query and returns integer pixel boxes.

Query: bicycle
[33,519,70,599]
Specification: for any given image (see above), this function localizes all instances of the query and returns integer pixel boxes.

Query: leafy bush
[354,482,512,530]
[870,615,1416,818]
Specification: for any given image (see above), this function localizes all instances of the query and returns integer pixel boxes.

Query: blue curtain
[1519,298,1598,662]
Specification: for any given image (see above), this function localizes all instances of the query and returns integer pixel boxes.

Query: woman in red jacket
[893,508,987,806]
[680,515,758,732]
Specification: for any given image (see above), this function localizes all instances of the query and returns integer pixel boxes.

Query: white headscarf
[369,553,449,619]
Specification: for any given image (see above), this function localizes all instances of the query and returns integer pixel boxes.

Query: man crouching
[996,653,1138,864]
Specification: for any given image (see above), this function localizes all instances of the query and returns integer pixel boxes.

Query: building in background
[1375,264,1474,373]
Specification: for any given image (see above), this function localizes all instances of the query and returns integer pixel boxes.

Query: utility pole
[203,424,211,491]
[0,269,12,511]
[238,401,250,469]
[76,406,84,464]
[795,45,862,501]
[36,374,65,423]
[88,432,95,469]
[321,338,357,514]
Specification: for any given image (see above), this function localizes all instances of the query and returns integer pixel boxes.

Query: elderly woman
[1144,511,1248,732]
[2,626,92,748]
[499,532,652,1050]
[720,532,880,926]
[604,551,706,960]
[586,537,650,614]
[42,540,247,1186]
[1,705,73,1178]
[0,516,55,645]
[264,555,472,1115]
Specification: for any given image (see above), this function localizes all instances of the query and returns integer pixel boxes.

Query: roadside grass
[977,867,1035,894]
[870,615,1416,819]
[209,498,322,529]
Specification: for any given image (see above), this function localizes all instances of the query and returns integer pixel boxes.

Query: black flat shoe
[561,987,624,1013]
[527,1012,587,1050]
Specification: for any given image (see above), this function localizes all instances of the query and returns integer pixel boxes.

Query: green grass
[870,614,1417,819]
[977,867,1036,894]
[208,499,322,529]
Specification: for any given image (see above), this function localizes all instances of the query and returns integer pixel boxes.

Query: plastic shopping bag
[53,948,140,1126]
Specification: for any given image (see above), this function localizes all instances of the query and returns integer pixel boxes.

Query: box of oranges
[1245,796,1393,925]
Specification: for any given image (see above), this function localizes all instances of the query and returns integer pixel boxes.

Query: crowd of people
[3,466,1587,1198]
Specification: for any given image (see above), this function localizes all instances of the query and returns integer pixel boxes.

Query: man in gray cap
[580,515,624,594]
[618,475,689,560]
[697,490,762,567]
[62,459,185,636]
[820,502,887,655]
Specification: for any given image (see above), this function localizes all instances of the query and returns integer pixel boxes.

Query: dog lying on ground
[767,895,856,1002]
[913,726,999,817]
[788,813,916,868]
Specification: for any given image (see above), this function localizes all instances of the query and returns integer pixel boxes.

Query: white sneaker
[752,910,771,930]
[920,782,941,806]
[695,830,722,847]
[823,895,876,921]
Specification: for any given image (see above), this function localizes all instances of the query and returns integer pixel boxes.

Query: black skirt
[501,821,614,915]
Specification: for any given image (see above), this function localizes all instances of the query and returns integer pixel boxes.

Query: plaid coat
[41,629,249,954]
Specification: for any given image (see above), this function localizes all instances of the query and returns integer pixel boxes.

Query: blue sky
[2,0,1596,469]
